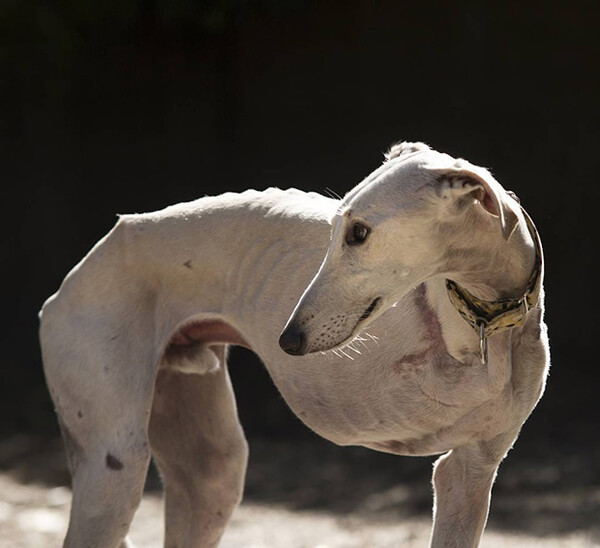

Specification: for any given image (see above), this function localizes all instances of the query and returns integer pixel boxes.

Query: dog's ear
[433,164,520,240]
[385,141,430,161]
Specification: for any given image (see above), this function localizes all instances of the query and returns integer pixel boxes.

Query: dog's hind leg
[50,384,154,547]
[58,418,150,548]
[41,303,158,547]
[149,347,248,548]
[51,365,154,548]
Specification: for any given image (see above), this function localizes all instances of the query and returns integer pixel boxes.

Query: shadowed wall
[2,1,598,444]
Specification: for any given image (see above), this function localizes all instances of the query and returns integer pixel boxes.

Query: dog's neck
[421,209,538,364]
[441,207,538,303]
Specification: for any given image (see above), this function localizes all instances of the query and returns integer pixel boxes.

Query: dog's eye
[346,222,370,245]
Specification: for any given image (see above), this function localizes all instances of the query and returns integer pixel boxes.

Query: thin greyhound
[40,142,549,547]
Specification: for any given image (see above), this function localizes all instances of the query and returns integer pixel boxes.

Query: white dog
[40,142,549,547]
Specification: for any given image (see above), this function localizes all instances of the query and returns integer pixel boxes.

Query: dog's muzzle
[279,324,307,356]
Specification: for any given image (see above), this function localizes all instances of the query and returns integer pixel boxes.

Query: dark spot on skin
[384,440,407,452]
[394,344,436,370]
[217,511,223,517]
[183,260,193,269]
[109,335,119,341]
[103,366,109,373]
[371,439,419,455]
[106,453,124,471]
[77,410,83,418]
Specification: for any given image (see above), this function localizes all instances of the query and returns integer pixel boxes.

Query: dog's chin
[307,296,383,354]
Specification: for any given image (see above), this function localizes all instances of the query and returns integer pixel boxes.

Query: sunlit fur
[40,144,548,548]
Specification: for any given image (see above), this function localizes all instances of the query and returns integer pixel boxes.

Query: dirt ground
[1,435,598,547]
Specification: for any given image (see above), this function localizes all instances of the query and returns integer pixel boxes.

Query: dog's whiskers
[353,335,372,353]
[318,328,380,361]
[338,348,354,360]
[345,342,362,355]
[364,332,379,346]
[320,350,334,362]
[323,187,343,201]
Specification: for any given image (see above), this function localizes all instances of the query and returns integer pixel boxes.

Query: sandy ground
[1,435,598,547]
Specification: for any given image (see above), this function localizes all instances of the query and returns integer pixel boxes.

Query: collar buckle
[478,321,488,365]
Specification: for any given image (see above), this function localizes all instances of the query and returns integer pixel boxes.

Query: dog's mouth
[358,297,381,324]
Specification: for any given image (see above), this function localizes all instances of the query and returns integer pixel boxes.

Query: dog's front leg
[429,431,517,548]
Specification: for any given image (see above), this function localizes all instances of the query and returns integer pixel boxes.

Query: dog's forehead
[341,155,446,219]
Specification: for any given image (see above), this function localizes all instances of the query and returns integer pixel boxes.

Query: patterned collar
[445,199,543,364]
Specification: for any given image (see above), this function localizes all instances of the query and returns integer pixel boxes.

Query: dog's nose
[279,325,307,355]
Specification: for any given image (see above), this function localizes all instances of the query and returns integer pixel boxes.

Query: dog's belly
[168,320,250,348]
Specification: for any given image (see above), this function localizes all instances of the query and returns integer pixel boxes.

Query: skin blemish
[183,259,193,269]
[106,453,124,471]
[394,346,435,369]
[77,410,83,418]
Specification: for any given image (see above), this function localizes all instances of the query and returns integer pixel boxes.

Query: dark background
[2,0,599,534]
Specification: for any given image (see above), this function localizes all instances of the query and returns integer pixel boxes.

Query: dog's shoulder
[241,187,339,224]
[237,186,332,204]
[189,187,338,221]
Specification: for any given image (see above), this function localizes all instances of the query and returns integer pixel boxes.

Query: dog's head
[279,142,521,355]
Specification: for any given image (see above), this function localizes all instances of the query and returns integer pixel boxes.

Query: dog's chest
[273,350,513,457]
[261,306,509,455]
[243,279,512,455]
